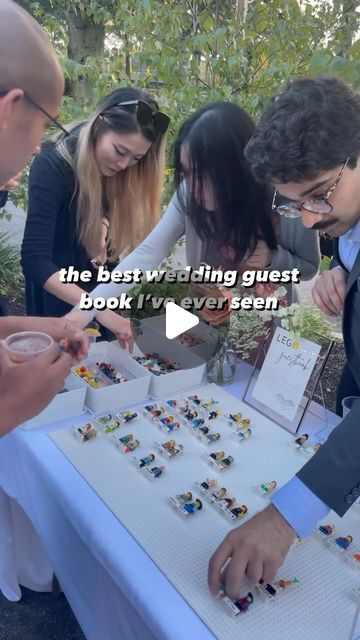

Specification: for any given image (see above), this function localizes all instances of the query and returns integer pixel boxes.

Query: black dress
[0,190,8,208]
[21,135,112,318]
[0,191,9,316]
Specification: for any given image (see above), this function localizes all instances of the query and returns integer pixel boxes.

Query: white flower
[257,311,273,322]
[273,286,287,299]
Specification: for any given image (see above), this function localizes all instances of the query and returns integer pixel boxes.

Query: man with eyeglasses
[208,76,360,600]
[0,0,87,436]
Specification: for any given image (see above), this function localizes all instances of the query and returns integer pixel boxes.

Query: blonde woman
[21,87,169,343]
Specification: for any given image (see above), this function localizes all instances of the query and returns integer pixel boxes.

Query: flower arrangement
[204,284,336,384]
[273,302,336,344]
[202,284,285,363]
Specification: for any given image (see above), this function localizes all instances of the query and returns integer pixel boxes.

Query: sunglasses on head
[109,99,170,135]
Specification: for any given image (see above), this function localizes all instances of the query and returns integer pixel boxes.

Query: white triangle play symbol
[165,301,199,340]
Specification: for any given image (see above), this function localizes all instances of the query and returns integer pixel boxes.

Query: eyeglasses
[272,157,350,218]
[109,99,170,135]
[0,87,69,137]
[24,92,69,137]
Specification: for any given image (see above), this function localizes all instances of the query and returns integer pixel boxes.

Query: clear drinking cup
[84,321,101,345]
[342,396,360,418]
[130,318,144,337]
[3,331,54,363]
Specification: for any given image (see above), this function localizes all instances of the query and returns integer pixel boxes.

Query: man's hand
[208,505,297,600]
[311,268,347,317]
[0,343,73,436]
[49,318,88,363]
[0,317,88,363]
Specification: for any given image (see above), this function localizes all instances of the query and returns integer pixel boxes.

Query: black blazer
[297,238,360,516]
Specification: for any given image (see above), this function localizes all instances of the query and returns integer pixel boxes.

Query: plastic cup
[130,318,143,337]
[84,321,101,345]
[342,396,360,418]
[3,331,54,363]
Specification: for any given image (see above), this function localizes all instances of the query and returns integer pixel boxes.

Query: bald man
[0,1,88,436]
[0,0,64,185]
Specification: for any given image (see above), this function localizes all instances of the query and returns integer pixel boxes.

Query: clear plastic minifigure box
[70,341,151,413]
[128,333,205,397]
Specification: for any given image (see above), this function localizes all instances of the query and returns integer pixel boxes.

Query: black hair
[95,86,161,144]
[245,76,360,183]
[173,102,277,266]
[53,86,163,151]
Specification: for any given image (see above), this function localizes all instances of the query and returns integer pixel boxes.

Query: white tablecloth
[0,363,352,640]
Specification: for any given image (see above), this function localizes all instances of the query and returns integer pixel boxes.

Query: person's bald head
[0,0,64,106]
[0,0,64,185]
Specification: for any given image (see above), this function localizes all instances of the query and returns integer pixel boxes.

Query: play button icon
[165,301,199,339]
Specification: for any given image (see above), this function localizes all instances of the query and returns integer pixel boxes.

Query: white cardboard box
[20,373,87,430]
[122,332,205,397]
[71,341,152,413]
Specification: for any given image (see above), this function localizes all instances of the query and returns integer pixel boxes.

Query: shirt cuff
[271,476,330,538]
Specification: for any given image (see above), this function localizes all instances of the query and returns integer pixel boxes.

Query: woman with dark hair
[69,101,320,325]
[21,86,169,343]
[173,102,278,272]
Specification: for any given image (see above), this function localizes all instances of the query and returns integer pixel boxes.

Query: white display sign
[252,327,321,421]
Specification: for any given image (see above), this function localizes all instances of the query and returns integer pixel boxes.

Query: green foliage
[3,164,30,213]
[299,305,337,341]
[0,210,12,222]
[13,0,360,212]
[280,303,336,342]
[0,233,24,299]
[121,280,186,320]
[225,309,271,361]
[320,255,331,273]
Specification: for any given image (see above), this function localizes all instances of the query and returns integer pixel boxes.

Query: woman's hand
[0,171,22,191]
[97,310,134,351]
[192,284,232,326]
[255,283,288,307]
[64,310,89,330]
[244,240,273,270]
[64,308,134,351]
[91,218,109,268]
[91,245,108,268]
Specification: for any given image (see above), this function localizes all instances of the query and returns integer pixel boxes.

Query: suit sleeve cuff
[271,476,330,538]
